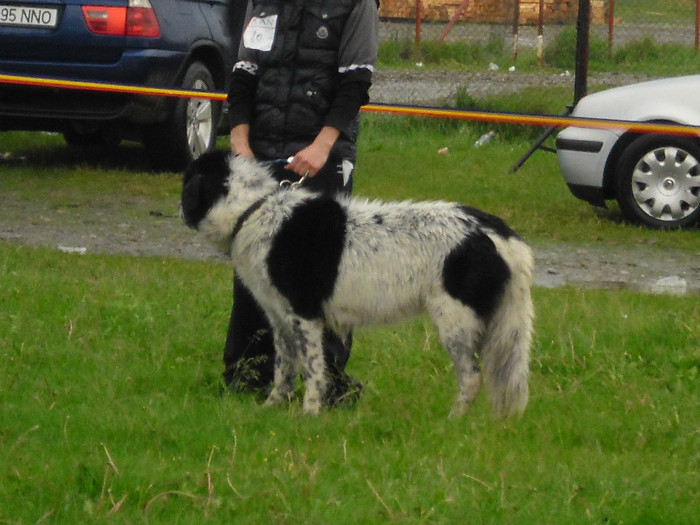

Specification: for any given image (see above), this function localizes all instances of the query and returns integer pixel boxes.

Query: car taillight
[126,0,160,37]
[82,0,160,37]
[82,6,126,35]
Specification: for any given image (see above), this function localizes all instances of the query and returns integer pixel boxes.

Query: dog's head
[181,150,231,230]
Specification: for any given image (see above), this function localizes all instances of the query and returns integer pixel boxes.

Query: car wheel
[615,134,700,228]
[145,61,220,171]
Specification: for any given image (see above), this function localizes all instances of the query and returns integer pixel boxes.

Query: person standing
[224,0,379,404]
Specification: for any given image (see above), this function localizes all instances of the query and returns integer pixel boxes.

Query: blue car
[0,0,245,170]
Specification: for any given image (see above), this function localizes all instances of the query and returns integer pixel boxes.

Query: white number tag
[243,14,278,52]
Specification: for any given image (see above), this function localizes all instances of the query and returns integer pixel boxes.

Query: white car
[556,75,700,228]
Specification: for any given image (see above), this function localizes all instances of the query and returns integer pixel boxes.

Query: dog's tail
[480,234,534,418]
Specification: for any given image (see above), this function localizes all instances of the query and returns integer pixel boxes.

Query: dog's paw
[302,397,322,416]
[264,387,293,407]
[449,398,472,418]
[263,397,280,407]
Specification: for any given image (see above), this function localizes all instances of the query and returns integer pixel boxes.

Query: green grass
[379,1,700,76]
[378,36,511,70]
[3,9,699,520]
[1,242,698,523]
[545,26,700,76]
[384,34,700,77]
[1,126,699,522]
[615,0,696,24]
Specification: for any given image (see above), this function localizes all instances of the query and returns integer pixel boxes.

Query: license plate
[0,4,59,28]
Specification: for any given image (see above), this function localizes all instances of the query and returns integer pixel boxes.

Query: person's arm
[230,123,255,157]
[287,0,378,177]
[228,0,258,155]
[325,0,378,131]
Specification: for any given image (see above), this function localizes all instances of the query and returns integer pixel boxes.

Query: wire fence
[371,0,700,106]
[379,2,700,49]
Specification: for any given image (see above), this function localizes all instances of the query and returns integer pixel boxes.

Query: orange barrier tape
[2,73,700,137]
[363,103,700,137]
[0,73,227,100]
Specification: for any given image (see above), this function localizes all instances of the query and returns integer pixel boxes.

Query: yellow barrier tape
[2,73,700,137]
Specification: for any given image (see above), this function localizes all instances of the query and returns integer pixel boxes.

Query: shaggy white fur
[185,154,534,417]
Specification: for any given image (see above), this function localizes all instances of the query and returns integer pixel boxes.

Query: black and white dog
[182,151,534,417]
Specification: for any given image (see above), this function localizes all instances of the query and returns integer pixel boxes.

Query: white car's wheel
[615,135,700,229]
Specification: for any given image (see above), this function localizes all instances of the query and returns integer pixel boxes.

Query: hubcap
[631,146,700,222]
[186,78,214,158]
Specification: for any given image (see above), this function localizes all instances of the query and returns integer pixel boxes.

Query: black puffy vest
[248,0,360,161]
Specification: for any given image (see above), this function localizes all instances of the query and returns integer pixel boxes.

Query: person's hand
[285,142,329,178]
[286,126,340,177]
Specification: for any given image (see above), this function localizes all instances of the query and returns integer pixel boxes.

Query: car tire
[615,134,700,229]
[145,61,220,171]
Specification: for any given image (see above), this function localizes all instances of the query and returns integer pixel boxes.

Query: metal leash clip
[279,156,309,189]
[279,173,308,190]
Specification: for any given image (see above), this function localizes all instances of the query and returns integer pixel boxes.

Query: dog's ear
[181,151,231,229]
[181,171,203,227]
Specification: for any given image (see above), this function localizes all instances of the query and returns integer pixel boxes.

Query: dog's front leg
[264,321,300,407]
[297,318,326,416]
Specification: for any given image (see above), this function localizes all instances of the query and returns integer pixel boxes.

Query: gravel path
[370,69,655,105]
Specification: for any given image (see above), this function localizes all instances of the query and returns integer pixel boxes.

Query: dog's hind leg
[428,295,485,417]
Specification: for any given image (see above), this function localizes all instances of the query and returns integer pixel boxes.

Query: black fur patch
[181,151,230,229]
[266,197,347,319]
[442,230,511,319]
